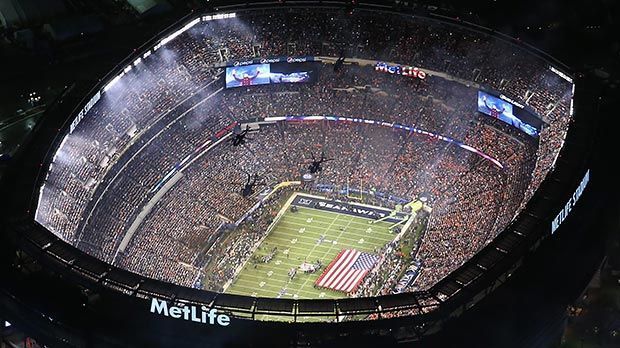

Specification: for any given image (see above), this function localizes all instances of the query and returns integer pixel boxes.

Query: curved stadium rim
[5,1,591,324]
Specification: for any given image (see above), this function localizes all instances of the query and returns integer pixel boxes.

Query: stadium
[0,1,599,347]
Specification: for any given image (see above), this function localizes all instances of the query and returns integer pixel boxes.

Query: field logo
[317,201,386,218]
[297,198,313,206]
[150,298,230,327]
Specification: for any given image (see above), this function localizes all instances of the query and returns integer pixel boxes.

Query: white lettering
[149,298,231,327]
[354,208,373,216]
[375,61,426,80]
[217,315,230,326]
[499,94,525,109]
[233,60,254,66]
[551,170,590,234]
[70,91,101,134]
[150,298,169,316]
[191,306,201,322]
[550,66,573,83]
[207,308,218,324]
[287,57,307,63]
[169,306,182,318]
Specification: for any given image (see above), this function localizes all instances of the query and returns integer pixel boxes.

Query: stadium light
[202,13,236,21]
[549,65,573,83]
[157,18,201,49]
[103,73,123,92]
[569,83,576,116]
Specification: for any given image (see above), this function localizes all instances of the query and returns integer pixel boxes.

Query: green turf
[225,198,396,302]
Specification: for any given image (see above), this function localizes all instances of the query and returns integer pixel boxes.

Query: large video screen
[269,62,316,84]
[225,64,271,88]
[225,62,317,88]
[477,91,542,137]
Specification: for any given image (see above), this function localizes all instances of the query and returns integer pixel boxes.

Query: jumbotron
[33,7,574,322]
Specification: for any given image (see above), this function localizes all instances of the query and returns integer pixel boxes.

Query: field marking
[268,233,387,250]
[235,214,358,298]
[280,219,379,232]
[220,191,300,292]
[284,211,379,226]
[228,281,337,299]
[232,263,339,298]
[265,238,331,249]
[275,227,393,243]
[281,216,389,230]
[275,224,392,243]
[288,204,401,222]
[300,214,357,296]
[292,212,345,298]
[225,197,397,300]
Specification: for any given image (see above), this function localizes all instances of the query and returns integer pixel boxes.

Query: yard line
[275,225,393,243]
[293,212,346,297]
[229,281,334,298]
[284,212,378,227]
[314,213,357,286]
[281,218,381,231]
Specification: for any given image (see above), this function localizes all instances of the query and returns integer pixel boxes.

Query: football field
[225,196,396,301]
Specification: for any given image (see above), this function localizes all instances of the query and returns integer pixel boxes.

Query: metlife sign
[150,298,231,326]
[69,91,101,134]
[551,170,591,234]
[374,61,427,79]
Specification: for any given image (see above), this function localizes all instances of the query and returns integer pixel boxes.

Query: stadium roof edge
[0,2,594,331]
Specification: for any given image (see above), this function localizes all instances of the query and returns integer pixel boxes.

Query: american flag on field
[315,249,379,293]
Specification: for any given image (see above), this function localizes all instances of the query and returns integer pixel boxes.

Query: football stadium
[0,1,601,347]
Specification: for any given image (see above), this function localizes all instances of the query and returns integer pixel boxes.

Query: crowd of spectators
[34,7,572,294]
